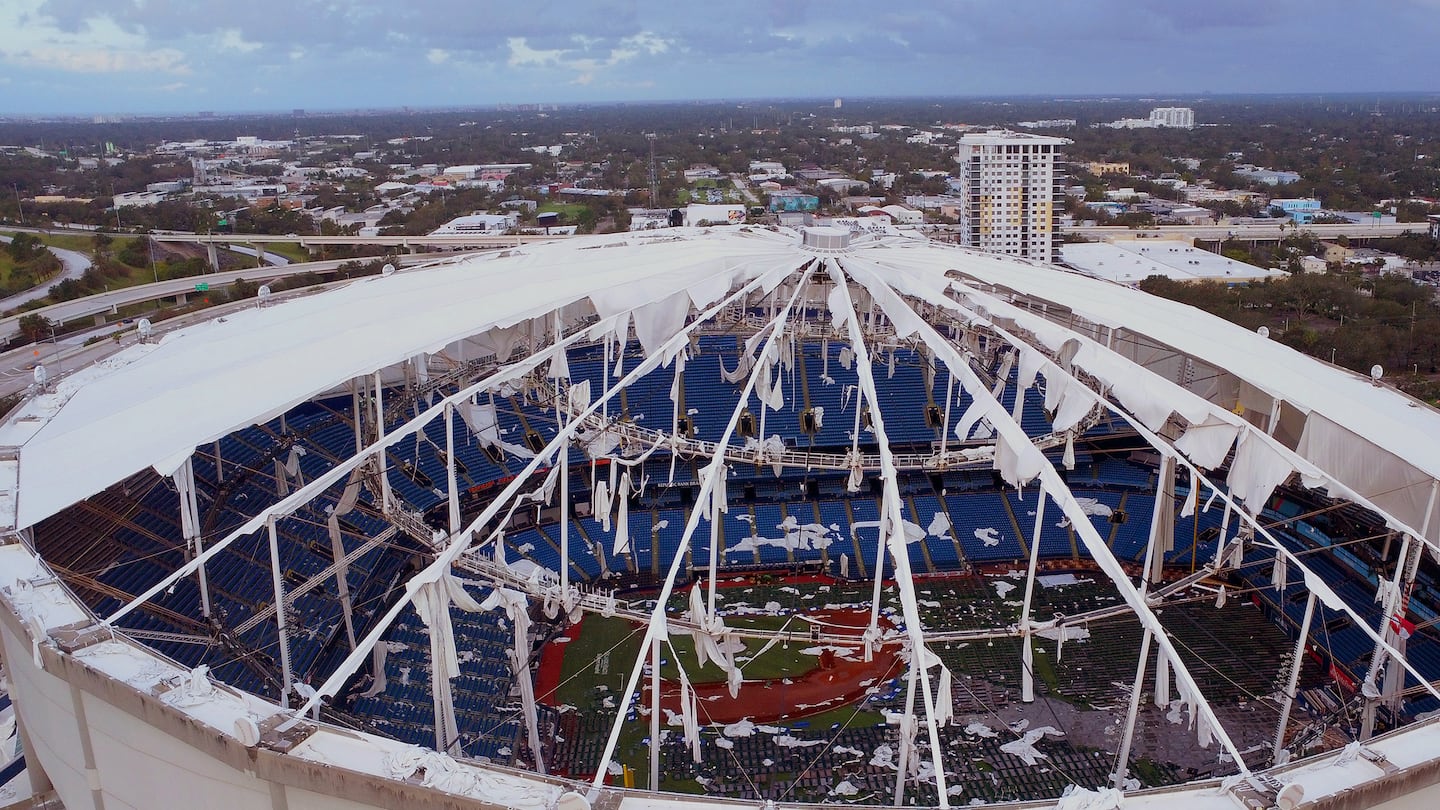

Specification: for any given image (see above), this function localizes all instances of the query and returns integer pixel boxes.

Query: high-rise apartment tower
[957,130,1070,262]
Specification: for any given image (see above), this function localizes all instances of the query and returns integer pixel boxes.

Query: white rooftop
[1061,240,1286,285]
[958,129,1070,146]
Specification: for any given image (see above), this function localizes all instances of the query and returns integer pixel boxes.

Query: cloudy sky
[2,0,1438,114]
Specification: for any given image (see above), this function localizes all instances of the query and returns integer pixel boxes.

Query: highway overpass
[149,231,565,250]
[0,252,478,345]
[1065,221,1422,242]
[144,221,1427,254]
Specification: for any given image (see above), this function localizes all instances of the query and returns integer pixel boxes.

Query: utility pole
[646,133,659,208]
[13,184,24,226]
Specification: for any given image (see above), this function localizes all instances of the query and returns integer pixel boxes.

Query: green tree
[17,314,52,344]
[91,232,113,259]
[5,233,44,262]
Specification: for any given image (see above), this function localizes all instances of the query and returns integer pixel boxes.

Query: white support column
[351,379,363,456]
[602,333,613,423]
[830,260,950,806]
[550,334,573,594]
[330,516,357,652]
[1273,591,1317,765]
[174,458,211,618]
[706,466,723,619]
[892,660,919,807]
[1147,456,1176,587]
[121,266,791,742]
[1213,501,1233,570]
[445,402,461,536]
[1115,508,1164,790]
[559,409,571,594]
[867,520,886,634]
[214,439,224,484]
[267,517,294,708]
[1362,527,1425,739]
[846,262,1255,773]
[1019,493,1047,703]
[1112,628,1153,790]
[938,373,955,461]
[1365,532,1413,685]
[374,371,392,510]
[649,636,661,792]
[587,264,815,798]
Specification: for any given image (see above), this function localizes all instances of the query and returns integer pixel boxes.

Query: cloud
[621,32,670,56]
[0,1,192,75]
[216,28,261,54]
[12,45,189,74]
[2,1,1438,112]
[507,37,564,67]
[506,30,672,86]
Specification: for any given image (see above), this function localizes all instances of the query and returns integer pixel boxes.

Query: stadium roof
[7,224,1440,809]
[1060,240,1287,285]
[5,225,1440,549]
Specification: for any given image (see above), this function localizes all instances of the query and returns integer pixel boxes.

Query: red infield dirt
[536,606,901,725]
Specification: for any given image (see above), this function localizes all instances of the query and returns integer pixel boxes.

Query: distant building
[684,164,722,181]
[1430,214,1440,240]
[1149,107,1196,128]
[903,195,966,220]
[1235,165,1302,186]
[1087,161,1131,176]
[1061,238,1285,285]
[441,163,531,182]
[627,209,674,231]
[815,177,867,194]
[684,204,746,226]
[748,160,787,179]
[956,130,1070,262]
[880,204,923,225]
[429,213,518,235]
[112,191,167,209]
[1330,210,1397,225]
[1321,242,1352,264]
[855,205,921,225]
[1273,198,1323,224]
[767,191,819,213]
[1102,107,1196,130]
[1164,205,1215,224]
[1016,119,1077,130]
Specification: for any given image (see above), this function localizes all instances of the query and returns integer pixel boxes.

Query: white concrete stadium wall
[0,547,575,810]
[5,532,1440,810]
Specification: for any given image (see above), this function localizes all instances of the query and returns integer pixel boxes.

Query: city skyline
[2,0,1439,115]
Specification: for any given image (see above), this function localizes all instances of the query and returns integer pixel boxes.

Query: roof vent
[801,227,853,254]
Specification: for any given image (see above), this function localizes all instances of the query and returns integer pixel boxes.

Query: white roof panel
[9,227,1440,540]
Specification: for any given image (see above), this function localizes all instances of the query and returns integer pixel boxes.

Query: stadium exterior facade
[2,225,1440,810]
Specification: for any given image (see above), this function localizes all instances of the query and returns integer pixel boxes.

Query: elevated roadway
[1065,221,1421,242]
[149,231,565,250]
[0,251,483,345]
